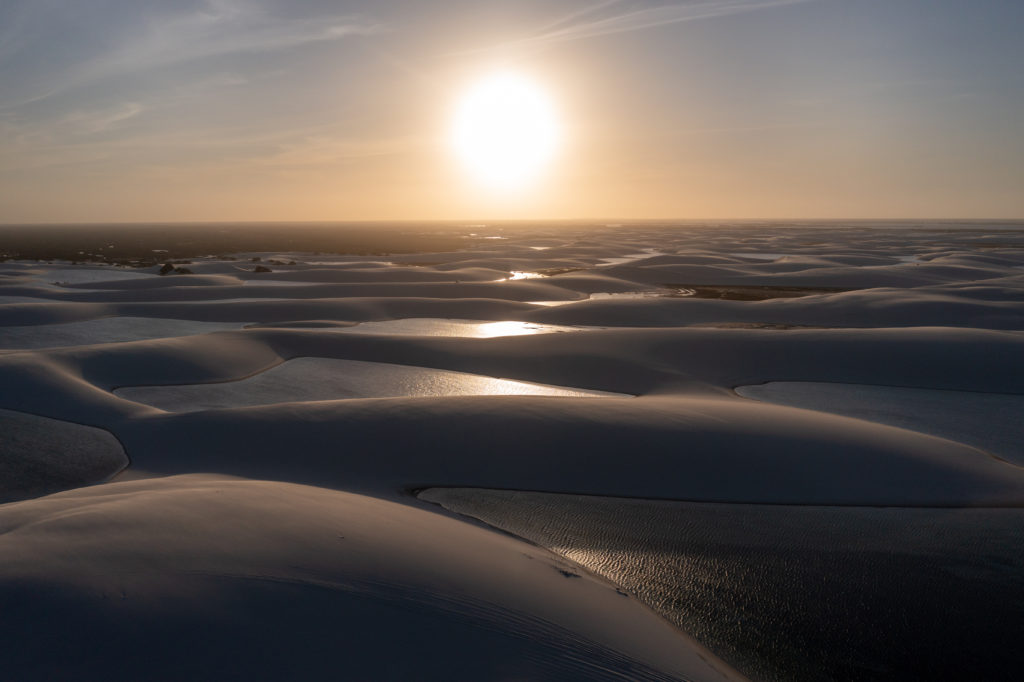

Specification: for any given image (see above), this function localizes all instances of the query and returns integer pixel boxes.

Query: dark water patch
[0,223,468,264]
[421,489,1024,682]
[689,322,833,330]
[0,408,128,502]
[538,267,586,276]
[665,285,854,301]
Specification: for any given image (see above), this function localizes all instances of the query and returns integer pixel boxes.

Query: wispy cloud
[0,112,416,175]
[255,134,421,168]
[460,0,815,55]
[530,0,626,35]
[92,0,383,73]
[1,0,383,108]
[62,102,144,135]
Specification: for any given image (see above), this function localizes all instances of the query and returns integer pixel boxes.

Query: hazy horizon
[3,217,1023,227]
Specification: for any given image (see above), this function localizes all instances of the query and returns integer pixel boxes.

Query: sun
[450,71,561,190]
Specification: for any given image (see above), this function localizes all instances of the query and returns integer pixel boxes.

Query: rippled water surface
[422,488,1024,682]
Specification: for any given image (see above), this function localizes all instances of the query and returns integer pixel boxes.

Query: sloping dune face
[1,221,1023,681]
[736,382,1024,465]
[0,408,128,502]
[0,476,729,682]
[114,357,624,412]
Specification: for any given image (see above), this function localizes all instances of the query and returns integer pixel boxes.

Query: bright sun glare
[451,72,560,190]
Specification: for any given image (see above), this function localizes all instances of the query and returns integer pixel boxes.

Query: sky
[1,0,1022,222]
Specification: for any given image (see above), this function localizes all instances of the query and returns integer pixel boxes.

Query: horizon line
[2,217,1022,227]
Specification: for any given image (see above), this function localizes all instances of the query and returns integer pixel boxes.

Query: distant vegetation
[0,223,470,266]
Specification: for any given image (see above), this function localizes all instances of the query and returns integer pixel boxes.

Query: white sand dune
[108,395,1024,506]
[237,265,509,283]
[0,316,243,349]
[2,222,1022,680]
[526,287,1024,329]
[8,325,1021,410]
[60,273,246,289]
[0,297,540,325]
[1,279,585,303]
[0,475,741,681]
[114,357,624,412]
[736,382,1024,465]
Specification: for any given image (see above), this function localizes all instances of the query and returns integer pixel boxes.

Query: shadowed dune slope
[0,408,127,502]
[113,396,1024,506]
[0,475,742,682]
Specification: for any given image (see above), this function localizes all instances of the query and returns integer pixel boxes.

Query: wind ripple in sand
[114,357,626,412]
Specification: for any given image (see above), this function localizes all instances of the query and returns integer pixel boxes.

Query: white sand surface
[60,273,245,289]
[106,395,1024,506]
[2,222,1023,680]
[4,279,585,303]
[0,295,56,304]
[114,357,624,412]
[0,475,741,681]
[32,264,154,285]
[525,287,1024,329]
[0,316,243,349]
[736,382,1024,464]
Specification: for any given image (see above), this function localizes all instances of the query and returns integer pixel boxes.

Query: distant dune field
[1,222,1023,681]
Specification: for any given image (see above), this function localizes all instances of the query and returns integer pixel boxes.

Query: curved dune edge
[111,396,1024,507]
[3,285,1022,330]
[0,408,128,503]
[3,326,1022,417]
[112,357,626,412]
[2,224,1022,681]
[3,239,1021,331]
[0,317,244,350]
[0,475,744,682]
[735,382,1024,465]
[0,325,1021,506]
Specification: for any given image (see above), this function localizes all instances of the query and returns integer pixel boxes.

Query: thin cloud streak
[0,0,384,109]
[458,0,815,55]
[62,102,145,135]
[532,0,626,35]
[0,112,418,174]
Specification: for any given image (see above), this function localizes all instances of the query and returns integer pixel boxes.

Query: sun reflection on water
[505,271,545,281]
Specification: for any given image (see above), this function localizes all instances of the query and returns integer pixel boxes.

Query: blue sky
[1,0,1021,221]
